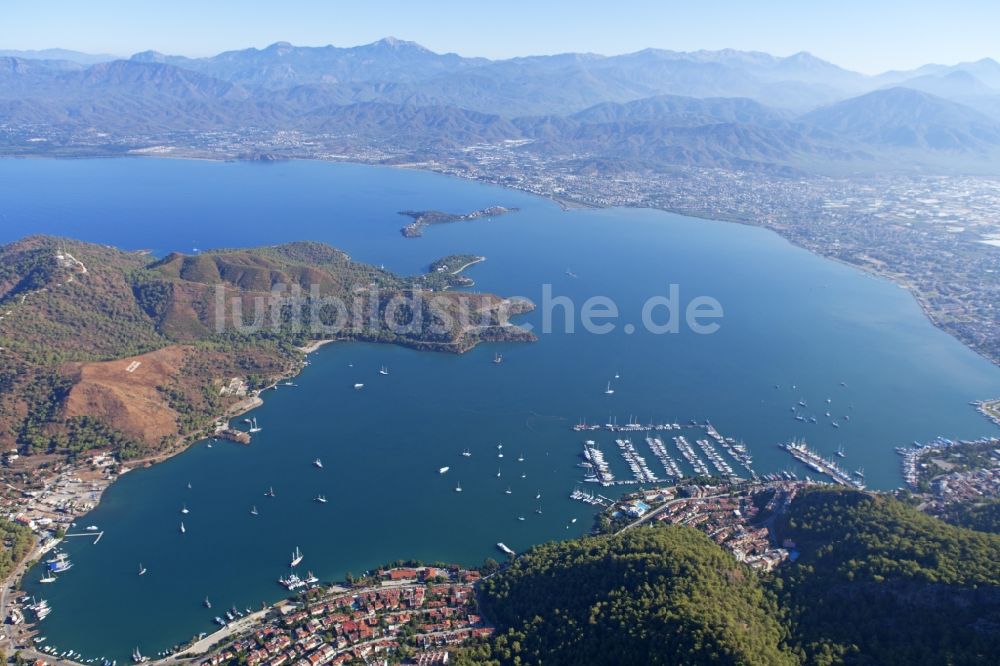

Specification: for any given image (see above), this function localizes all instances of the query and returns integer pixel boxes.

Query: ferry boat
[314,494,327,503]
[379,366,389,375]
[290,546,303,567]
[496,542,515,556]
[439,466,450,474]
[314,458,323,469]
[604,382,615,395]
[138,563,146,576]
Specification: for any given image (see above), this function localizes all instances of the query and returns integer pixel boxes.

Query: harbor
[576,419,757,486]
[5,158,1000,663]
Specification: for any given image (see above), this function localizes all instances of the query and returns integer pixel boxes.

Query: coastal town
[190,565,491,666]
[603,479,805,571]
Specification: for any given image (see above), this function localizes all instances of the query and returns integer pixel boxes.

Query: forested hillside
[0,236,531,460]
[456,489,1000,665]
[459,527,796,666]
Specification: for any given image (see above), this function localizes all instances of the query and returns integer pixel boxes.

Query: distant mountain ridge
[2,39,1000,173]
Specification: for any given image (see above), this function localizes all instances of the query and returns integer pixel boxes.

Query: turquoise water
[3,158,999,659]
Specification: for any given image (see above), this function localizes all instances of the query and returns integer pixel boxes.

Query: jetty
[780,439,863,488]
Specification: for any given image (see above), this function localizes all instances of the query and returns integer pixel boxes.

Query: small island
[399,205,519,238]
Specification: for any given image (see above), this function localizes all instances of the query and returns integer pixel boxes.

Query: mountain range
[3,39,1000,173]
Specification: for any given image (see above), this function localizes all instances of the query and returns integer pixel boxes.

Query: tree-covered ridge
[463,527,796,666]
[776,488,1000,665]
[779,488,1000,586]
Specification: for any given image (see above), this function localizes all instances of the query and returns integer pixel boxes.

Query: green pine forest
[454,488,1000,665]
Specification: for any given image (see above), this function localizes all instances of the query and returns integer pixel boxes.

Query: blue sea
[3,157,998,659]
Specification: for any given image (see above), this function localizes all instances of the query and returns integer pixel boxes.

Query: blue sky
[3,0,997,73]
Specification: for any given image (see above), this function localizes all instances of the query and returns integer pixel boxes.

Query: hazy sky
[3,0,997,74]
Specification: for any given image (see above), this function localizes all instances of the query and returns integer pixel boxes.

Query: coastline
[3,150,999,657]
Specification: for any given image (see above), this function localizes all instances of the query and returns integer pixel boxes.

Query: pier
[646,436,684,479]
[615,439,658,483]
[780,439,864,488]
[570,488,611,507]
[63,531,103,545]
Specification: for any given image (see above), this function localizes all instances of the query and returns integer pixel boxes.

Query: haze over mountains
[3,38,1000,173]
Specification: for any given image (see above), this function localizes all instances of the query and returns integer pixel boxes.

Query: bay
[3,157,999,659]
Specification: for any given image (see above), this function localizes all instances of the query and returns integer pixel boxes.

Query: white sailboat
[314,494,327,503]
[604,382,615,395]
[179,521,186,534]
[250,505,258,516]
[455,481,462,493]
[314,458,323,469]
[379,366,389,376]
[496,466,501,478]
[180,503,189,514]
[462,448,471,457]
[39,573,57,584]
[517,453,524,462]
[138,563,146,576]
[505,486,512,495]
[290,546,303,567]
[493,353,503,364]
[248,418,262,433]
